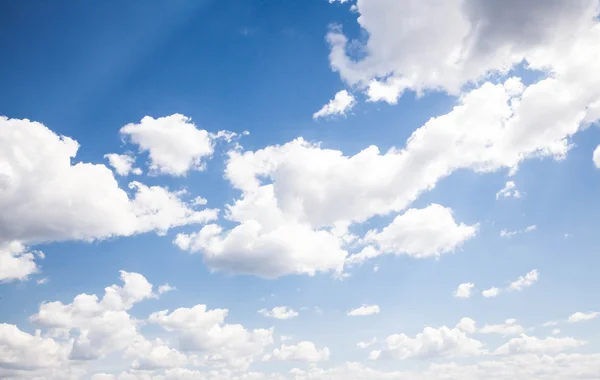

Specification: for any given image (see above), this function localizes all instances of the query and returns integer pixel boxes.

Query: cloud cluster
[0,116,217,282]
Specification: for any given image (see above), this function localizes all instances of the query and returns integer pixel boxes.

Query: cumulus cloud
[0,323,70,372]
[289,354,600,380]
[264,341,330,363]
[456,317,477,334]
[568,311,600,323]
[496,181,521,199]
[174,218,347,278]
[177,61,600,278]
[313,90,356,119]
[593,145,600,168]
[3,271,284,378]
[348,204,477,265]
[0,241,40,282]
[479,319,525,336]
[104,153,142,176]
[120,114,233,176]
[507,269,539,291]
[347,305,380,317]
[454,283,475,299]
[148,304,274,369]
[482,287,501,298]
[258,306,299,320]
[326,0,599,103]
[495,334,585,355]
[30,270,156,360]
[0,116,218,250]
[371,318,485,360]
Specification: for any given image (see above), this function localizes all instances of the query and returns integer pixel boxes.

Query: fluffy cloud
[183,60,599,277]
[371,319,485,360]
[124,338,188,370]
[593,145,600,168]
[0,323,69,372]
[456,318,477,334]
[568,311,600,323]
[258,307,299,320]
[482,287,501,298]
[496,181,521,199]
[120,114,218,176]
[507,269,539,291]
[148,304,274,369]
[174,218,347,279]
[495,334,585,355]
[348,204,477,264]
[30,270,155,360]
[289,354,600,380]
[479,319,525,336]
[347,305,380,317]
[313,90,356,119]
[454,283,475,299]
[0,241,40,282]
[265,341,330,363]
[104,153,142,176]
[327,0,599,102]
[0,116,217,250]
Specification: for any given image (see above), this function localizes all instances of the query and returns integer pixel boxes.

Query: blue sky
[2,1,600,379]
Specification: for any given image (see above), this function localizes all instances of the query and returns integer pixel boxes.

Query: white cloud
[125,337,188,370]
[371,319,484,360]
[148,304,274,369]
[265,341,330,363]
[593,145,600,168]
[193,58,600,277]
[496,181,521,199]
[258,306,299,320]
[174,217,347,279]
[456,317,477,334]
[326,0,598,103]
[495,334,585,355]
[357,337,377,349]
[30,270,155,360]
[313,90,356,119]
[157,283,176,295]
[120,114,225,176]
[507,269,539,291]
[500,225,536,238]
[454,283,474,299]
[5,271,287,377]
[289,355,600,380]
[0,323,69,371]
[543,320,560,327]
[347,305,380,317]
[568,311,600,323]
[192,196,208,206]
[348,204,477,265]
[0,116,218,251]
[482,287,501,298]
[553,329,561,335]
[36,277,48,285]
[0,241,40,282]
[479,319,525,336]
[104,153,142,176]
